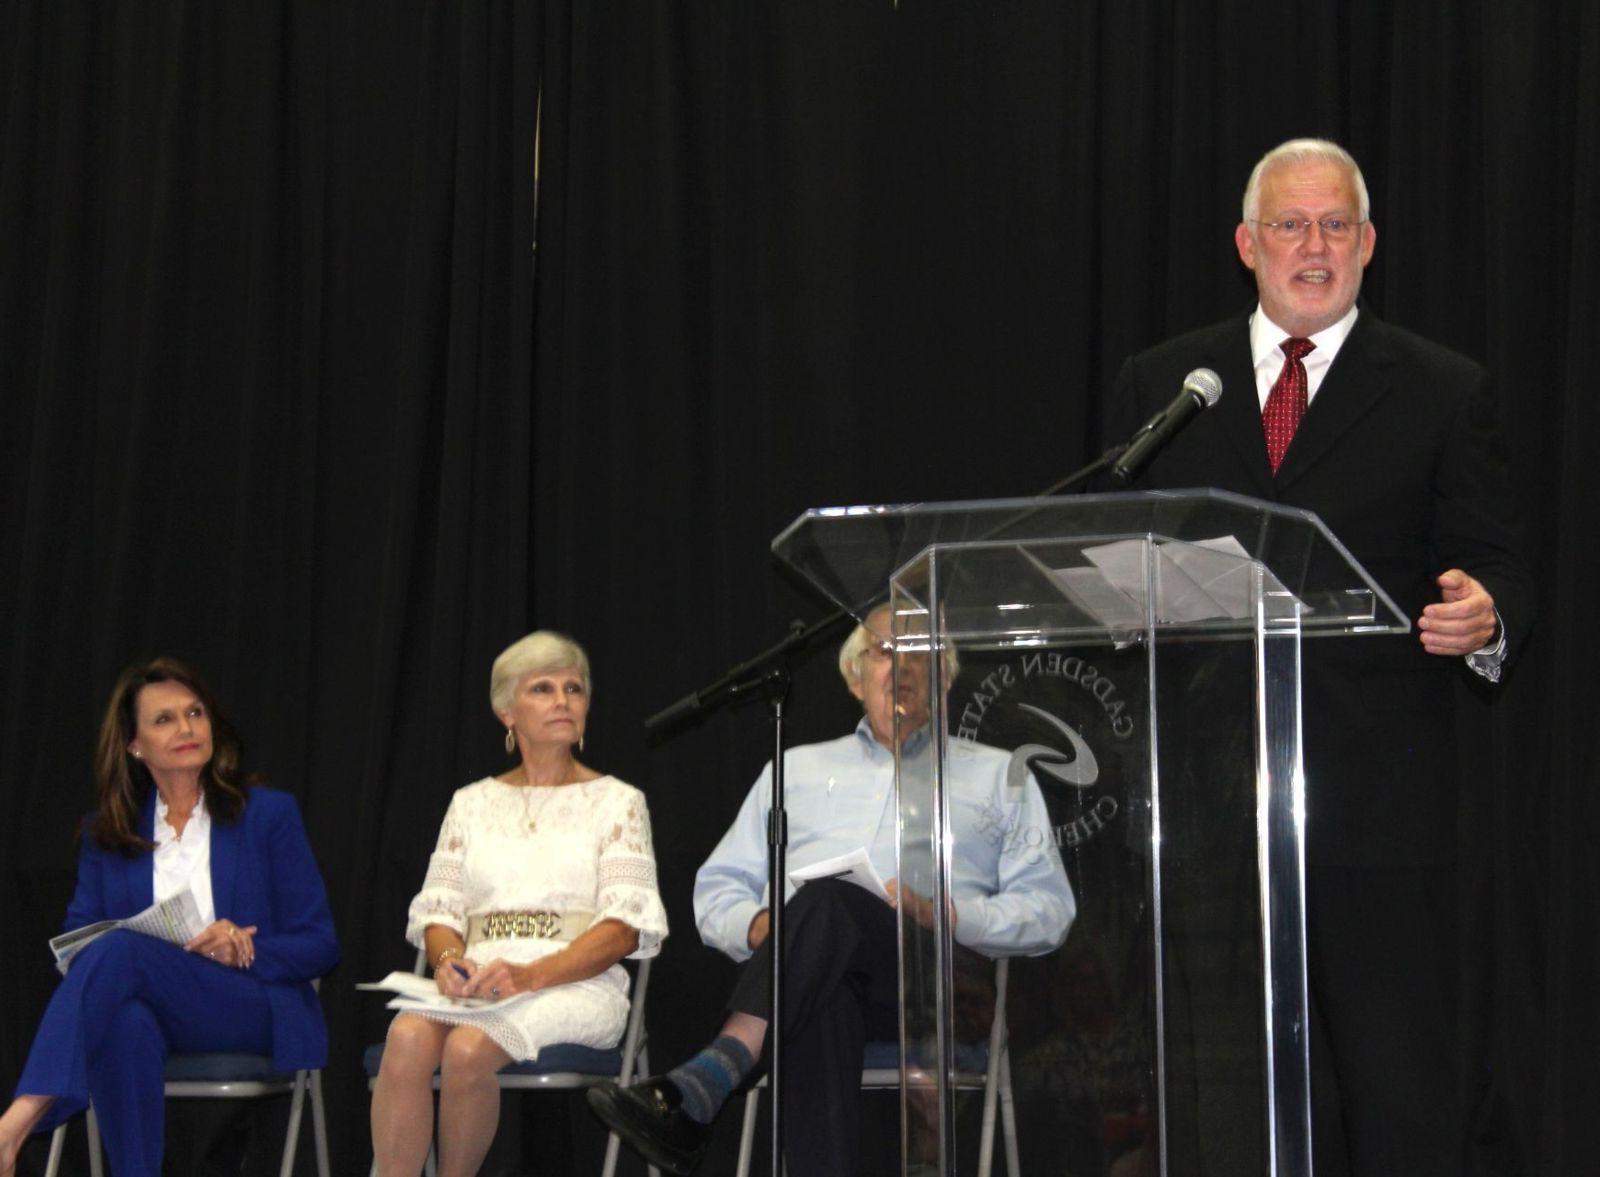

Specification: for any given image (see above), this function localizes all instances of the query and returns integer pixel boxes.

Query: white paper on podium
[1049,535,1300,629]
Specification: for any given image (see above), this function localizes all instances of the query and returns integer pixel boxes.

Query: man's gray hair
[838,617,880,687]
[837,608,959,687]
[490,630,591,713]
[1242,138,1370,223]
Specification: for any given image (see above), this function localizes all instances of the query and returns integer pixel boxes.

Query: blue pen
[449,962,471,980]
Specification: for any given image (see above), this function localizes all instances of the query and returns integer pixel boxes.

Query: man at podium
[1105,138,1533,1175]
[590,603,1076,1175]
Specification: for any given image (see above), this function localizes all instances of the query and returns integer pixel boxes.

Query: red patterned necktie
[1262,337,1315,474]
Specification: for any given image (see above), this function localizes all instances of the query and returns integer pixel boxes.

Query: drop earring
[504,728,516,755]
[578,734,586,754]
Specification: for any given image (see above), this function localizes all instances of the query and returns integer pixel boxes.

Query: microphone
[1110,368,1222,485]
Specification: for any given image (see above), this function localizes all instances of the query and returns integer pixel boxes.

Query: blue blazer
[64,785,340,1070]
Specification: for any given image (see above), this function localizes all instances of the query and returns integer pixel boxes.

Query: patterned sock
[667,1034,756,1124]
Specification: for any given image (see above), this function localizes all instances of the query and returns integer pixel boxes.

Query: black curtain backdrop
[2,2,1595,1174]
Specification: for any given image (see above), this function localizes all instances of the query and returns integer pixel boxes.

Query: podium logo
[957,651,1136,850]
[1007,703,1099,792]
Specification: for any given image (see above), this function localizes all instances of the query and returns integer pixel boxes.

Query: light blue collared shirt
[693,717,1076,962]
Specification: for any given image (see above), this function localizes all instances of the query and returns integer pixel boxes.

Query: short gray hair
[1242,138,1370,223]
[838,616,882,687]
[837,607,959,688]
[490,631,591,713]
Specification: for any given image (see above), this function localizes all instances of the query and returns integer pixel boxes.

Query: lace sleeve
[405,792,470,947]
[595,784,669,958]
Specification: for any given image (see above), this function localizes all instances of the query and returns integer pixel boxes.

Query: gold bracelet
[433,946,463,971]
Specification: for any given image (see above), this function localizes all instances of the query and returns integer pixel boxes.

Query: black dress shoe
[587,1075,712,1176]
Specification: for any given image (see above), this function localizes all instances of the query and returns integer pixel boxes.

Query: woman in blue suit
[0,658,339,1176]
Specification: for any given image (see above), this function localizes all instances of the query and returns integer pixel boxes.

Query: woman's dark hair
[90,657,254,855]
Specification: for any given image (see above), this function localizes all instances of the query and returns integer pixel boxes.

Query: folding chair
[364,951,657,1177]
[44,1051,331,1177]
[734,957,1019,1177]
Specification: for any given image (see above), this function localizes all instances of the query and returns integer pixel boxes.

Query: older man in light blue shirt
[590,605,1074,1177]
[695,717,1075,963]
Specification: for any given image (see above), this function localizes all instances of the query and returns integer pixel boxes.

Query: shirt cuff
[952,896,986,948]
[720,899,766,963]
[1465,609,1508,683]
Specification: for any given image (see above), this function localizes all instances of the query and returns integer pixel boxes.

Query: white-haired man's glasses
[1251,216,1366,241]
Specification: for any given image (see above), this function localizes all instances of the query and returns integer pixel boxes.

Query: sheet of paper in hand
[357,971,527,1012]
[788,847,891,903]
[49,888,209,975]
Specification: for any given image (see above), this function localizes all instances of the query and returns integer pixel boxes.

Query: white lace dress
[402,775,668,1061]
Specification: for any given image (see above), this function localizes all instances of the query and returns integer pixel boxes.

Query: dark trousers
[728,880,901,1177]
[1308,864,1463,1177]
[1157,857,1464,1177]
[17,930,275,1177]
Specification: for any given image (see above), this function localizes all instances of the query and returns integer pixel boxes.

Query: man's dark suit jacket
[1106,308,1533,868]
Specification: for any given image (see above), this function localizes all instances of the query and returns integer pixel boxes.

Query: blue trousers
[16,930,273,1176]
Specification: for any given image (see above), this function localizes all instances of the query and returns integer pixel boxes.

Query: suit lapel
[210,799,241,919]
[118,793,158,912]
[1206,317,1278,498]
[1275,310,1392,491]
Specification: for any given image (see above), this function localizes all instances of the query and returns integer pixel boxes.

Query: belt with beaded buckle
[467,908,594,945]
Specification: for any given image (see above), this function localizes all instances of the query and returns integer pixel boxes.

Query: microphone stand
[1037,444,1123,497]
[642,440,1127,1174]
[646,613,852,1176]
[971,444,1127,544]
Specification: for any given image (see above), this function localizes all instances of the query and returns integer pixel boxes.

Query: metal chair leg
[310,1069,331,1177]
[43,1122,67,1177]
[999,1047,1020,1177]
[87,1106,104,1177]
[278,1070,307,1177]
[735,1088,761,1177]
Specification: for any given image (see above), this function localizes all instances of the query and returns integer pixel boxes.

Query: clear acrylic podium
[772,489,1408,1177]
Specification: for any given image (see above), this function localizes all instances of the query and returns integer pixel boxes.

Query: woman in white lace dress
[370,632,668,1177]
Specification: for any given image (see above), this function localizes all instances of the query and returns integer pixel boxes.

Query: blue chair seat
[165,1052,296,1083]
[861,1041,899,1070]
[363,1041,626,1080]
[860,1040,989,1074]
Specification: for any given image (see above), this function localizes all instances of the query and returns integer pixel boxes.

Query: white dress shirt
[1247,303,1360,410]
[153,792,216,924]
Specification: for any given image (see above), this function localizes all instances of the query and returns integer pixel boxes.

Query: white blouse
[153,792,216,924]
[400,775,668,1060]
